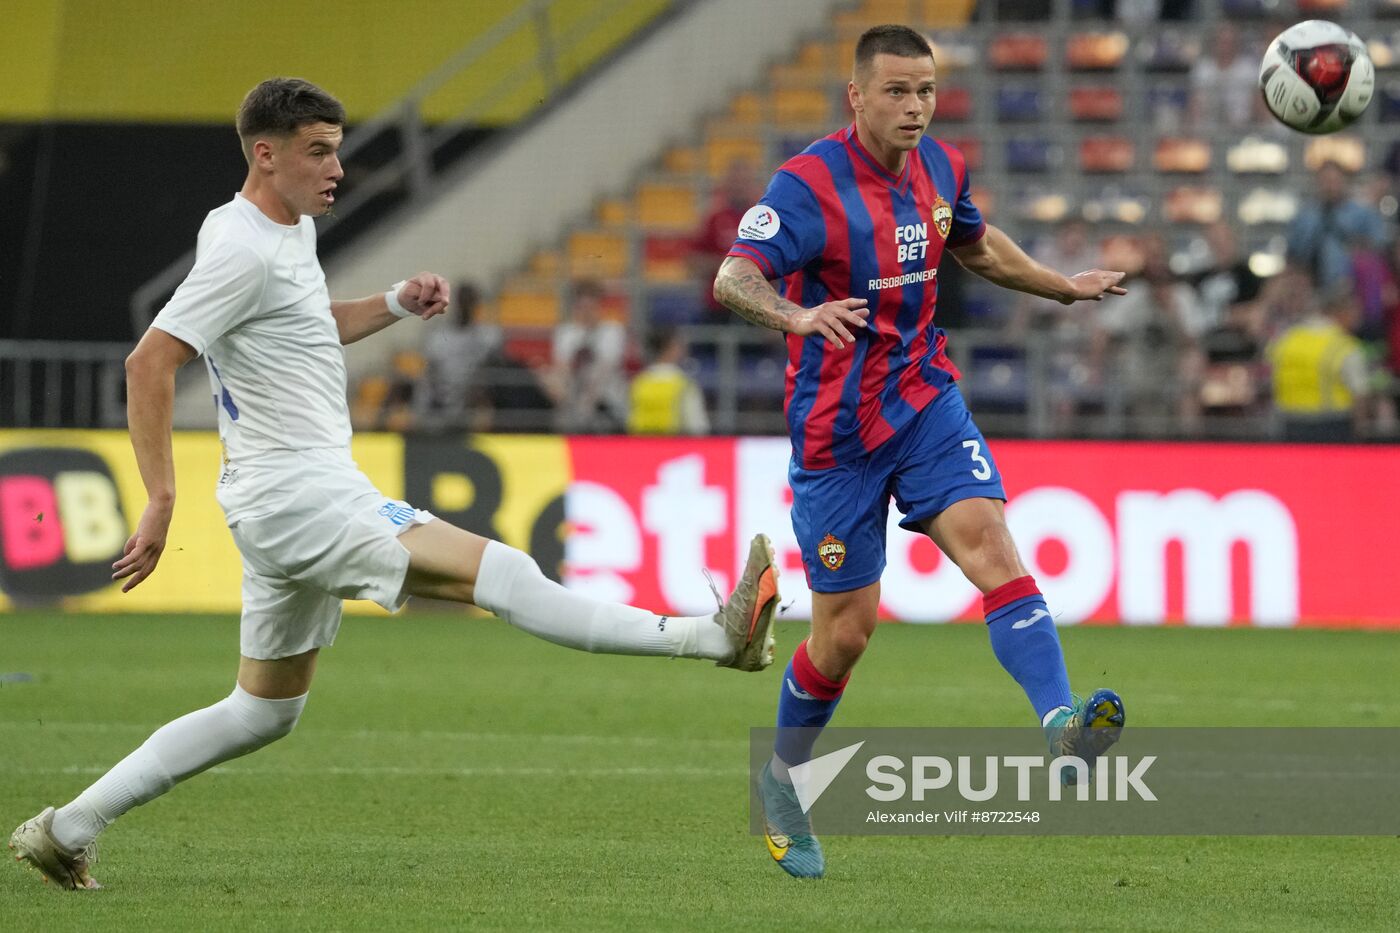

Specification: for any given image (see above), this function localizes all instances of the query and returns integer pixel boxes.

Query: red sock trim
[983,575,1040,616]
[791,639,849,701]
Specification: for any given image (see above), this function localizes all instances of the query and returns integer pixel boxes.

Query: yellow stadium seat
[498,286,561,328]
[636,182,698,231]
[596,198,631,229]
[568,230,630,279]
[663,146,699,175]
[706,135,766,178]
[730,92,762,124]
[528,250,562,278]
[774,87,831,126]
[918,0,976,27]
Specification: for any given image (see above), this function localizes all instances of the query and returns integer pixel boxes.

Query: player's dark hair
[854,25,934,78]
[646,326,682,360]
[236,78,346,160]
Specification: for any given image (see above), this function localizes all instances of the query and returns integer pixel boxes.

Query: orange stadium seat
[636,182,697,232]
[989,35,1048,71]
[729,92,762,124]
[595,198,630,229]
[1154,138,1211,173]
[1297,0,1349,11]
[567,230,629,279]
[918,0,977,27]
[1164,186,1224,223]
[774,87,832,126]
[1067,32,1129,71]
[1079,137,1135,173]
[663,146,699,175]
[1069,87,1124,122]
[1304,136,1365,172]
[498,286,562,328]
[527,250,562,278]
[705,135,766,177]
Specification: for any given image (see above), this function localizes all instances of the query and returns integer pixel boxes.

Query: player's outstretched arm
[714,256,869,349]
[331,271,450,345]
[113,328,196,592]
[950,224,1127,305]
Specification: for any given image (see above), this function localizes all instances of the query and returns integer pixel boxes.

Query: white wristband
[385,280,413,318]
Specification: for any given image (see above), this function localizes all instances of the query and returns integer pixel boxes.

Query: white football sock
[471,540,732,660]
[50,685,306,851]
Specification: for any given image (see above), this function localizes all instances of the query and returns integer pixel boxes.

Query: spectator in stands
[1287,161,1392,293]
[1189,223,1267,416]
[1268,287,1371,442]
[1191,221,1263,331]
[1089,243,1206,434]
[1189,24,1262,129]
[627,327,709,436]
[421,281,503,430]
[545,279,629,433]
[691,160,762,316]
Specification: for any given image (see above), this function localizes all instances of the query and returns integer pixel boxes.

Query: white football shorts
[221,450,434,660]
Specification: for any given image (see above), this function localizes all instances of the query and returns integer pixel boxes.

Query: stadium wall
[0,431,1395,628]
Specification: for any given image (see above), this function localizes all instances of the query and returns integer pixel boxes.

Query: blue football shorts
[789,384,1006,593]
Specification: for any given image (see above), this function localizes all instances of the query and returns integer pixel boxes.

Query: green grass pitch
[3,612,1399,931]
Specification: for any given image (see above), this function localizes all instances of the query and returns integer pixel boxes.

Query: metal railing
[128,0,684,335]
[0,341,130,429]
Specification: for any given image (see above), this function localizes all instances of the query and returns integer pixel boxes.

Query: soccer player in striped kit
[716,25,1130,879]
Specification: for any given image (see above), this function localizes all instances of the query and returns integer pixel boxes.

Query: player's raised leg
[923,497,1125,779]
[397,518,778,670]
[11,649,316,890]
[760,582,880,879]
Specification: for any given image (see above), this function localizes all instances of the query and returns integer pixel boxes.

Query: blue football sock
[984,576,1073,722]
[773,639,847,773]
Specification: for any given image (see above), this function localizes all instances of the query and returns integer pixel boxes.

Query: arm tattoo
[714,258,803,333]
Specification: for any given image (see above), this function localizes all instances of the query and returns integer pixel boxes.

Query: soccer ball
[1258,20,1374,134]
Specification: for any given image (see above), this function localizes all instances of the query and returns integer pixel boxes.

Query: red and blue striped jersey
[727,125,986,470]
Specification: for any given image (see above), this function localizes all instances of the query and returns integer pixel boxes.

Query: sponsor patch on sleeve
[737,204,782,241]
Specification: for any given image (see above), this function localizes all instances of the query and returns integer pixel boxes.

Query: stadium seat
[962,345,1029,411]
[969,184,995,220]
[918,0,978,28]
[1139,32,1199,72]
[1297,0,1349,12]
[1066,32,1129,71]
[501,330,554,369]
[528,250,562,278]
[636,182,697,232]
[1237,187,1299,225]
[989,34,1048,71]
[1304,136,1366,172]
[1006,137,1057,173]
[498,287,562,328]
[567,230,629,279]
[646,286,706,326]
[642,234,692,284]
[728,92,762,124]
[1368,36,1399,69]
[997,88,1044,122]
[1012,189,1070,222]
[1069,87,1124,122]
[662,146,699,176]
[927,34,978,71]
[1164,185,1224,224]
[935,86,973,121]
[1079,136,1135,173]
[1227,137,1288,174]
[596,198,630,229]
[1154,137,1211,173]
[1082,189,1148,224]
[774,87,832,126]
[1221,0,1273,17]
[705,135,766,178]
[1146,87,1190,127]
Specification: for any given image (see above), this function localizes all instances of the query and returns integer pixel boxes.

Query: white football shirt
[152,193,352,462]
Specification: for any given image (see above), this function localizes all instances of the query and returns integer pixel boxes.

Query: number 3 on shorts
[962,439,993,480]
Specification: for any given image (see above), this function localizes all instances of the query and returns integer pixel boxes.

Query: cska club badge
[817,533,847,571]
[931,196,953,239]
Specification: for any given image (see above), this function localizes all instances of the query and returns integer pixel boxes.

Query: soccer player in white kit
[9,78,780,890]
